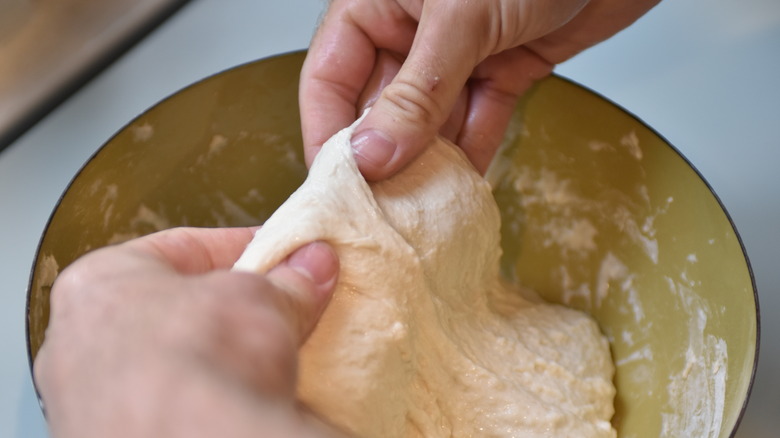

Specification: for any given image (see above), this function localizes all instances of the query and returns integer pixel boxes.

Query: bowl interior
[27,51,757,437]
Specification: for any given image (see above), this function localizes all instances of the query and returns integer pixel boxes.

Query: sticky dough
[233,114,617,437]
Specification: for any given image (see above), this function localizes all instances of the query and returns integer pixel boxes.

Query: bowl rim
[24,49,760,435]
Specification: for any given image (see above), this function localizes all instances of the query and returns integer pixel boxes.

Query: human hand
[34,227,346,438]
[300,0,659,180]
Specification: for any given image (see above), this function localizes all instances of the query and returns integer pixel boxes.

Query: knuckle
[381,80,444,128]
[48,264,93,313]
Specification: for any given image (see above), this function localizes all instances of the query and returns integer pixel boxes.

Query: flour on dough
[233,114,616,437]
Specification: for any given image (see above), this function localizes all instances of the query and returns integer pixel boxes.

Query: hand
[34,227,346,438]
[300,0,660,180]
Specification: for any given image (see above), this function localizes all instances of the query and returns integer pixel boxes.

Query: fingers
[128,228,340,341]
[43,237,339,400]
[300,0,417,167]
[123,227,258,274]
[303,0,653,180]
[299,15,375,167]
[355,50,403,113]
[348,0,586,179]
[351,1,485,180]
[36,230,341,437]
[199,242,338,395]
[265,241,340,340]
[457,46,554,173]
[355,50,469,152]
[67,228,339,346]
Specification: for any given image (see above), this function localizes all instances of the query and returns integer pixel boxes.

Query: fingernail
[351,129,396,168]
[287,242,338,291]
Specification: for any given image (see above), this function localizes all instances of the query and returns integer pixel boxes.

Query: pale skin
[301,0,660,180]
[34,228,346,438]
[36,0,659,436]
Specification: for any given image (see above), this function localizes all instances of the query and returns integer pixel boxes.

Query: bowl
[26,51,758,437]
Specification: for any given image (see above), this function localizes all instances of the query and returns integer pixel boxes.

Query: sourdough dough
[233,115,616,437]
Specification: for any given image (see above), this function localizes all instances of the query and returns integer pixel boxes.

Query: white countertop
[1,0,777,436]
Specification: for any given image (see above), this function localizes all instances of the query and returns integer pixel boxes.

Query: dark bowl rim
[25,49,760,435]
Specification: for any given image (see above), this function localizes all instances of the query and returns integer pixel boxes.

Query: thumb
[265,241,339,341]
[350,3,484,180]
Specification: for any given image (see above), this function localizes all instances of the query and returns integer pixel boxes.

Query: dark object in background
[0,0,191,153]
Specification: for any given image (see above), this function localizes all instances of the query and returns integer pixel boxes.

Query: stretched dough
[234,114,616,437]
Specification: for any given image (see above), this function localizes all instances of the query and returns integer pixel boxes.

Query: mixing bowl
[26,51,758,437]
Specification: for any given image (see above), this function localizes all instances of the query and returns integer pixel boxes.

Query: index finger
[125,227,258,274]
[299,0,416,166]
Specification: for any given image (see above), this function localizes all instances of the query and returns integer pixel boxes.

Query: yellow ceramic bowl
[26,51,758,437]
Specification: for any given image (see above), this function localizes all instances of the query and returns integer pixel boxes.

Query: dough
[233,114,616,437]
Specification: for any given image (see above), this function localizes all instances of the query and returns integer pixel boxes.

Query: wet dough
[234,115,616,437]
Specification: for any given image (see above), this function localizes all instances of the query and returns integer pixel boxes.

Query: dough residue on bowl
[233,114,617,437]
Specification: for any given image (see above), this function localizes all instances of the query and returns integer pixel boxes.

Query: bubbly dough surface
[234,115,617,437]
